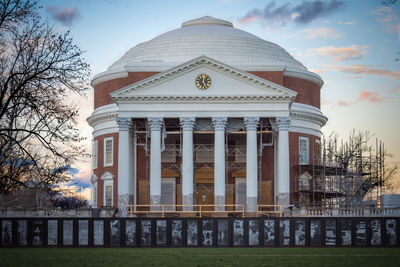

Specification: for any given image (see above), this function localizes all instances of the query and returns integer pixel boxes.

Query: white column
[116,117,132,216]
[180,117,195,211]
[244,117,259,212]
[276,117,291,207]
[148,117,164,208]
[212,117,227,211]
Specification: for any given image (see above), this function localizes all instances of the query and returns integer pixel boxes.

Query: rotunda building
[88,16,327,214]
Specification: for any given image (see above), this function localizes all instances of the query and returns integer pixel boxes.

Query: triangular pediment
[110,56,296,103]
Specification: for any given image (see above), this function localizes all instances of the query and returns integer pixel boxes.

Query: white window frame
[92,140,98,169]
[101,172,114,207]
[299,136,309,165]
[103,137,114,167]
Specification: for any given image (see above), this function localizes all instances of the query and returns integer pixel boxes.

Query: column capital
[244,117,260,131]
[180,117,196,131]
[212,117,228,131]
[276,117,291,131]
[116,117,132,131]
[148,117,164,131]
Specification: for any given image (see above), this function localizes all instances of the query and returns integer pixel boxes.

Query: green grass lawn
[0,248,399,267]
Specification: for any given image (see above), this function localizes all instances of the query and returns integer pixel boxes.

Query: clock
[195,74,211,90]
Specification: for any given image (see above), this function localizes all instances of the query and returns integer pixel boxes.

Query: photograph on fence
[2,220,12,246]
[110,220,120,246]
[233,219,244,246]
[32,220,43,246]
[217,219,228,246]
[171,220,182,246]
[140,220,152,246]
[355,220,366,246]
[263,219,275,246]
[79,220,89,246]
[202,220,213,246]
[310,220,321,246]
[295,220,305,246]
[63,220,73,246]
[340,220,352,246]
[386,219,396,245]
[93,220,104,246]
[325,220,336,246]
[279,219,290,246]
[47,220,58,246]
[125,220,136,246]
[249,219,259,246]
[187,220,198,246]
[156,220,167,246]
[370,219,381,246]
[17,220,27,246]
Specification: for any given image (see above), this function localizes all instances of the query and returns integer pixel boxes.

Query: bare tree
[324,130,397,205]
[0,0,90,194]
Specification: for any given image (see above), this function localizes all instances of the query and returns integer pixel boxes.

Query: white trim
[100,171,114,181]
[299,136,310,165]
[103,137,114,167]
[92,181,98,207]
[92,140,98,169]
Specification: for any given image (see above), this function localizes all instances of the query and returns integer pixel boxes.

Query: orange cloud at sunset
[357,91,383,103]
[327,64,400,80]
[307,45,368,61]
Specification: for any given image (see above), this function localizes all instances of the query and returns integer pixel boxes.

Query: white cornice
[284,67,323,87]
[290,110,328,126]
[115,95,294,104]
[110,55,297,102]
[87,112,117,127]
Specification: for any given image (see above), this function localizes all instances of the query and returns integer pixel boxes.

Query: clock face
[195,74,211,90]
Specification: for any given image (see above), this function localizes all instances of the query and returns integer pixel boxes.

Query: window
[101,172,114,207]
[105,185,112,207]
[299,137,309,165]
[104,137,113,167]
[92,140,98,169]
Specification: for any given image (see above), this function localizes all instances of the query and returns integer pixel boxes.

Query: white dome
[108,16,307,71]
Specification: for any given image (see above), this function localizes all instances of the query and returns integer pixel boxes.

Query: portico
[110,56,296,212]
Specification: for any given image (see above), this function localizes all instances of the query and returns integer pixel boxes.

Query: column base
[276,193,289,207]
[118,194,133,217]
[150,195,161,211]
[246,197,257,212]
[215,195,225,211]
[182,193,193,211]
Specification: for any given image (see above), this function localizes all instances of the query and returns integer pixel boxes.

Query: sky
[37,0,400,200]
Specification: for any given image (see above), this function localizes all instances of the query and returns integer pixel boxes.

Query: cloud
[306,45,368,61]
[326,64,400,80]
[356,91,383,103]
[371,5,400,34]
[67,168,92,189]
[335,91,385,107]
[46,6,80,26]
[389,85,400,94]
[302,27,341,39]
[337,100,350,106]
[240,0,343,25]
